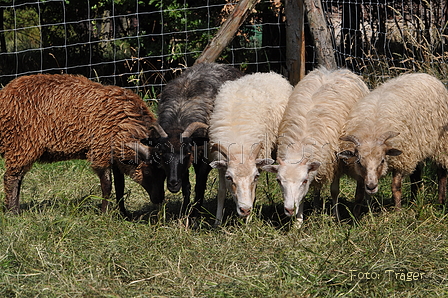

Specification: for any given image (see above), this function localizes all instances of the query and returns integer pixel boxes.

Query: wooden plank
[195,0,260,64]
[285,0,305,85]
[304,0,336,69]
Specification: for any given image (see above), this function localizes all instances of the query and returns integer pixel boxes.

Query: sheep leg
[180,170,192,216]
[191,161,212,217]
[437,165,447,205]
[112,165,127,216]
[330,177,340,221]
[391,170,402,210]
[312,185,322,211]
[214,168,227,226]
[148,166,166,204]
[353,179,365,219]
[410,162,423,199]
[98,168,112,212]
[3,169,25,214]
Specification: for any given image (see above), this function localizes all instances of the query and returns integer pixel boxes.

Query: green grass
[0,159,447,297]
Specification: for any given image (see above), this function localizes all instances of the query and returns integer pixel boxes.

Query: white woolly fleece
[277,67,369,183]
[209,71,293,159]
[343,73,448,174]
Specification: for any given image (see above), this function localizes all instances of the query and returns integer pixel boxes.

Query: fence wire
[0,0,446,99]
[322,0,448,85]
[0,0,287,99]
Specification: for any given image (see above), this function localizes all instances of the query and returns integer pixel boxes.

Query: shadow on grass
[16,190,447,232]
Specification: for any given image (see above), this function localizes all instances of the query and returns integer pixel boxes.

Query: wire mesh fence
[0,0,287,99]
[323,0,448,86]
[0,0,446,99]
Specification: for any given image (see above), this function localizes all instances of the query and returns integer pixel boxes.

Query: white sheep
[262,67,369,225]
[339,72,448,214]
[209,72,293,225]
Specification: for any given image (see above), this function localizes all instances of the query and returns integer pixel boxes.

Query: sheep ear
[338,150,356,160]
[308,161,320,172]
[210,160,227,169]
[261,164,279,173]
[256,158,274,168]
[386,148,402,156]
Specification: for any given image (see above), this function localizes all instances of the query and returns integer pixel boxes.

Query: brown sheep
[0,74,162,214]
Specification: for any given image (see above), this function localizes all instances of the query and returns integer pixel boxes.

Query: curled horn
[249,142,263,160]
[150,123,168,138]
[277,157,286,166]
[181,122,209,138]
[340,135,361,147]
[377,131,400,144]
[211,142,238,161]
[126,142,151,161]
[211,143,229,160]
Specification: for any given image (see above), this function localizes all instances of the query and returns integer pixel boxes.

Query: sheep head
[141,122,209,193]
[263,157,320,218]
[339,131,402,194]
[210,142,274,217]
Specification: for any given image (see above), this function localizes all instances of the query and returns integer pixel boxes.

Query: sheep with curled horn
[262,67,369,226]
[134,63,244,216]
[0,74,162,215]
[339,72,448,217]
[209,72,293,225]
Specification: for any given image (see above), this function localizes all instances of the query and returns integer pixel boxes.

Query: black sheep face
[142,133,199,193]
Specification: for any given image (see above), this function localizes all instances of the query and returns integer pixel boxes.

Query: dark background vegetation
[1,0,447,100]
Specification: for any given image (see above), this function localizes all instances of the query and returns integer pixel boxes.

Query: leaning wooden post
[285,0,306,85]
[304,0,336,69]
[195,0,260,64]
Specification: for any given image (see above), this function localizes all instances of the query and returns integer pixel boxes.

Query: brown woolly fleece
[0,74,157,213]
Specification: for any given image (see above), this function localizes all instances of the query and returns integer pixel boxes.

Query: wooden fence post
[285,0,306,86]
[304,0,336,69]
[195,0,260,65]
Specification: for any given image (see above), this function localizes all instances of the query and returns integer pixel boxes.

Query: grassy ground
[0,159,447,297]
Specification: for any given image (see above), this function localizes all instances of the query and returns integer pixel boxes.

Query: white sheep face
[263,159,320,219]
[211,156,274,217]
[224,161,260,216]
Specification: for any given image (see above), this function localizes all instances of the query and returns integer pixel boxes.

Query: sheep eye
[225,175,232,181]
[355,159,361,164]
[302,179,308,185]
[254,174,260,182]
[276,178,281,184]
[381,159,385,164]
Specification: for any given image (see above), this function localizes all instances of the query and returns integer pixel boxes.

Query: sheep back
[0,74,156,175]
[157,63,244,132]
[209,71,293,159]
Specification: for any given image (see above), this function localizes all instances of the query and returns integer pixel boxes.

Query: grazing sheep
[135,63,244,216]
[209,72,293,225]
[262,67,369,225]
[339,73,448,213]
[0,74,162,214]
